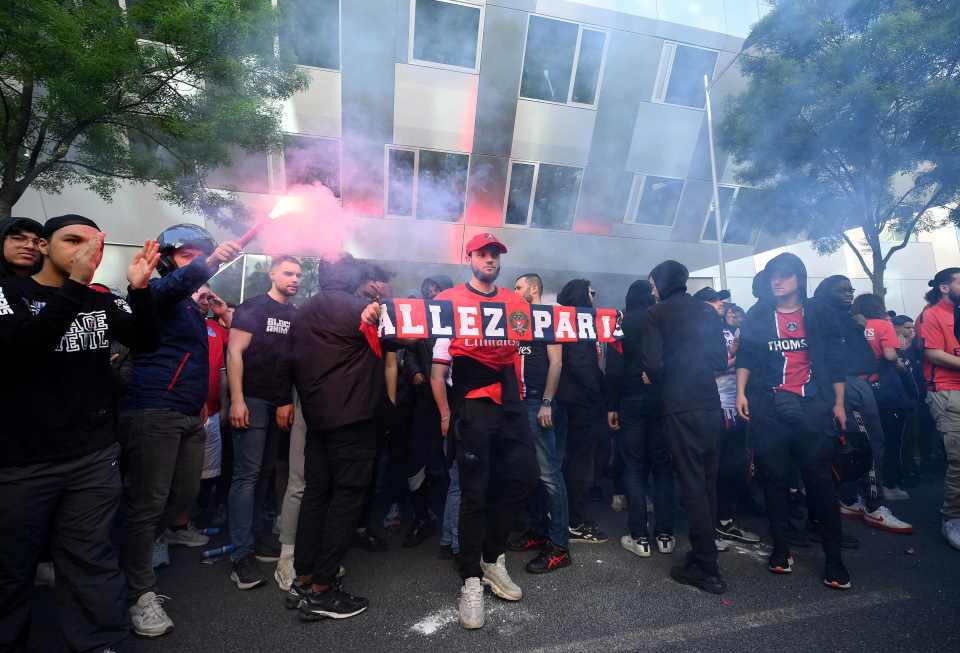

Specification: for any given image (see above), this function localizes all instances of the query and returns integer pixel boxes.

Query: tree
[720,0,960,296]
[0,0,308,224]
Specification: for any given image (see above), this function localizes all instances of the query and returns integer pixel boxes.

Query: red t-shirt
[205,319,228,415]
[774,308,812,397]
[864,318,898,382]
[921,299,960,391]
[432,283,523,405]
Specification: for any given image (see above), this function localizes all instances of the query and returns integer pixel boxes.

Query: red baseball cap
[465,232,508,256]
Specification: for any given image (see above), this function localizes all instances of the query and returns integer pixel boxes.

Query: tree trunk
[871,254,886,298]
[0,197,12,220]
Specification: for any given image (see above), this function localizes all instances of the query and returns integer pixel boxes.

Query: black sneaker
[767,548,795,574]
[254,534,282,562]
[716,520,761,544]
[299,587,368,621]
[507,529,548,552]
[783,521,812,548]
[438,544,454,560]
[823,559,851,590]
[352,529,388,552]
[402,519,436,548]
[807,522,860,549]
[230,555,264,590]
[568,522,608,544]
[526,544,572,574]
[589,485,604,503]
[670,563,727,594]
[285,581,309,609]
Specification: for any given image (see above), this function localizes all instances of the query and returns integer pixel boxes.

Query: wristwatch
[541,398,552,407]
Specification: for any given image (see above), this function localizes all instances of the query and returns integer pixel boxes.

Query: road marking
[527,589,912,653]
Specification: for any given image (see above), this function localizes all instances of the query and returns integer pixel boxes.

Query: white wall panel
[282,67,341,138]
[393,63,478,153]
[626,102,703,179]
[511,99,597,168]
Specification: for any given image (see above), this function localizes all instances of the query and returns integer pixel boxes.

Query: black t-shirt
[520,341,549,399]
[232,293,296,403]
[839,313,877,377]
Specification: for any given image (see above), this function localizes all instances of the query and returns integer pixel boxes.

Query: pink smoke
[246,182,354,257]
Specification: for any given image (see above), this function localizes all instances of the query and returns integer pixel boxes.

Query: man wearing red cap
[430,233,538,630]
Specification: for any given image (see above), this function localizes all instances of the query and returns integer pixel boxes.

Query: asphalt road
[30,465,960,653]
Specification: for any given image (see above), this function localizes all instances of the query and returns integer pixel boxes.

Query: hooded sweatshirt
[812,276,876,377]
[606,280,658,413]
[640,261,727,415]
[0,217,43,279]
[0,276,159,466]
[407,275,455,382]
[556,280,605,407]
[738,253,845,400]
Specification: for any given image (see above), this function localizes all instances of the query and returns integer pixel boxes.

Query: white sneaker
[163,524,209,548]
[459,577,484,629]
[715,539,731,552]
[656,534,676,554]
[943,519,960,551]
[130,591,174,638]
[479,554,522,601]
[840,498,866,518]
[34,561,55,588]
[864,506,913,534]
[611,494,629,512]
[621,535,651,558]
[383,503,401,530]
[274,557,295,591]
[152,537,170,569]
[882,487,911,501]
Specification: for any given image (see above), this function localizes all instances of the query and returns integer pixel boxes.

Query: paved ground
[30,465,960,653]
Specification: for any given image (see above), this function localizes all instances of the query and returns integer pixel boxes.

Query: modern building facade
[14,1,826,305]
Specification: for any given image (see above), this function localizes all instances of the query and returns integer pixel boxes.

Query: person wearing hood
[606,280,677,559]
[640,260,728,594]
[274,255,384,621]
[0,216,43,278]
[812,277,913,537]
[556,278,609,546]
[737,253,851,590]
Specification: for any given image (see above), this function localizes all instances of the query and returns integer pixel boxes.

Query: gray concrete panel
[473,5,528,157]
[341,0,398,216]
[626,102,704,179]
[576,29,661,227]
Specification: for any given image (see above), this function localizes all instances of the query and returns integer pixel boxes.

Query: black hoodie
[738,253,846,400]
[0,217,43,279]
[556,279,605,407]
[407,275,455,382]
[640,261,727,415]
[812,276,875,377]
[606,280,658,412]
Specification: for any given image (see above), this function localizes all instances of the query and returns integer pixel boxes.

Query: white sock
[280,544,295,560]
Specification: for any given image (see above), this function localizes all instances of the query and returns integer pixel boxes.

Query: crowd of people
[0,215,958,651]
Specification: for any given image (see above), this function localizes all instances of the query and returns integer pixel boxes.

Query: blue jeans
[228,397,279,561]
[527,398,570,549]
[618,398,675,538]
[440,460,460,554]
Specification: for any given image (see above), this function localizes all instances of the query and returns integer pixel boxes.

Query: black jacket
[605,306,659,414]
[280,288,383,432]
[0,277,158,466]
[556,340,605,407]
[640,293,727,415]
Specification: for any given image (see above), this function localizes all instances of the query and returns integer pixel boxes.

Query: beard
[473,265,500,284]
[949,289,960,305]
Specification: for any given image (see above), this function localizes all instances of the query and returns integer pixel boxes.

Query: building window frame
[699,185,741,242]
[502,159,583,231]
[383,144,472,222]
[281,133,342,198]
[623,174,686,227]
[278,0,342,72]
[517,14,609,109]
[407,0,485,74]
[651,41,720,110]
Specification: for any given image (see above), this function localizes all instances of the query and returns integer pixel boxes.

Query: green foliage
[720,0,960,291]
[0,0,308,226]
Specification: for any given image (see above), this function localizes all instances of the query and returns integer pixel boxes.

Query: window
[205,146,272,195]
[283,135,340,197]
[279,0,340,70]
[504,161,582,230]
[653,43,719,109]
[700,186,738,241]
[410,0,482,71]
[701,187,758,245]
[385,146,469,221]
[626,176,684,226]
[520,16,606,107]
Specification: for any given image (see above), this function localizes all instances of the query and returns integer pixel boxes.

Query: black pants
[618,399,675,538]
[454,399,538,580]
[717,414,750,524]
[663,409,722,576]
[0,444,128,653]
[561,402,604,527]
[295,420,377,586]
[751,392,841,561]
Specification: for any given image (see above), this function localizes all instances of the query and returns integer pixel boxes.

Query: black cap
[42,214,101,239]
[693,287,731,303]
